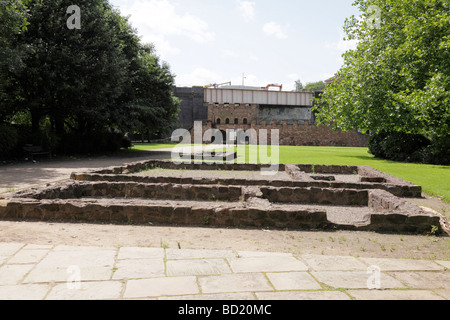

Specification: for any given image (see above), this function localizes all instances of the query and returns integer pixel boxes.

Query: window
[234,118,239,125]
[225,118,230,124]
[243,118,248,125]
[216,118,221,125]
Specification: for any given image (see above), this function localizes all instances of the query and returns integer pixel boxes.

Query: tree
[3,0,180,152]
[315,0,450,139]
[304,81,326,92]
[0,0,29,122]
[294,80,304,92]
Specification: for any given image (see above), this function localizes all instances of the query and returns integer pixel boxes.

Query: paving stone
[159,293,255,300]
[348,289,445,300]
[228,256,308,273]
[124,276,199,299]
[0,284,49,300]
[302,254,368,271]
[389,272,450,289]
[166,249,236,260]
[46,281,123,300]
[199,273,273,294]
[53,245,116,252]
[256,291,350,300]
[0,264,34,285]
[167,259,232,276]
[434,289,450,299]
[311,271,405,289]
[117,247,164,260]
[8,249,49,264]
[112,258,165,280]
[23,249,116,283]
[23,244,53,250]
[32,248,116,268]
[435,261,450,269]
[266,272,322,291]
[360,258,444,271]
[24,266,114,284]
[0,243,25,256]
[236,251,293,258]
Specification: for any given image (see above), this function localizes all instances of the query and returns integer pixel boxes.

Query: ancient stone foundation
[1,159,447,235]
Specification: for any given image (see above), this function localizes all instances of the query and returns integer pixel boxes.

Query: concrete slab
[198,273,273,294]
[8,249,50,264]
[112,258,165,280]
[166,249,236,260]
[435,289,450,299]
[228,256,308,273]
[360,257,444,271]
[389,272,450,289]
[0,264,34,285]
[265,272,322,291]
[0,243,25,258]
[0,284,49,300]
[166,259,232,276]
[46,281,123,300]
[256,291,350,300]
[117,247,165,260]
[348,289,445,300]
[124,276,199,299]
[435,261,450,269]
[301,254,368,271]
[159,293,255,300]
[311,271,405,289]
[23,247,116,283]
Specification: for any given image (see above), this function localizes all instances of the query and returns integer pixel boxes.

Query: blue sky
[109,0,361,90]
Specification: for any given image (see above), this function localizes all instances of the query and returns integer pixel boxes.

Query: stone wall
[202,102,370,147]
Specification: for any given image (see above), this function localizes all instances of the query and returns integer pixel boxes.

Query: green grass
[130,143,177,151]
[131,144,449,203]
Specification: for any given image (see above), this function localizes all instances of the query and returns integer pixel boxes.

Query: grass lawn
[131,144,449,203]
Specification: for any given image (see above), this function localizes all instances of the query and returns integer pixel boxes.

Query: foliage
[304,81,326,92]
[314,0,450,141]
[0,0,30,119]
[0,124,18,158]
[368,131,431,162]
[1,0,179,155]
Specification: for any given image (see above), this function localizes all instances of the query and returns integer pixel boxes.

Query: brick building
[173,85,369,147]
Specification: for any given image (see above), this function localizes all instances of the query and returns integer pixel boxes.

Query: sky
[109,0,361,91]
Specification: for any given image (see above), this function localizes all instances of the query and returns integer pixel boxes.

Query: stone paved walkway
[0,242,448,300]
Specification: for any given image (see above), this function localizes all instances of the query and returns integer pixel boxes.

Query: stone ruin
[0,160,448,235]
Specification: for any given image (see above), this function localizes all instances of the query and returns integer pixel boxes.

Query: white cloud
[176,68,223,87]
[114,0,214,57]
[237,1,256,21]
[263,22,288,39]
[222,50,239,58]
[325,32,359,54]
[141,34,181,56]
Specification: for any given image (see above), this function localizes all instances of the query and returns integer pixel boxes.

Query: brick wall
[202,103,369,147]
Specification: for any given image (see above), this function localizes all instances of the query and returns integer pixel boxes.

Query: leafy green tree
[4,0,179,151]
[0,0,29,122]
[315,0,450,139]
[304,81,326,92]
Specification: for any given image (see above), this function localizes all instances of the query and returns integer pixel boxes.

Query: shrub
[369,131,430,163]
[369,131,449,165]
[422,135,450,165]
[58,130,131,155]
[0,124,19,159]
